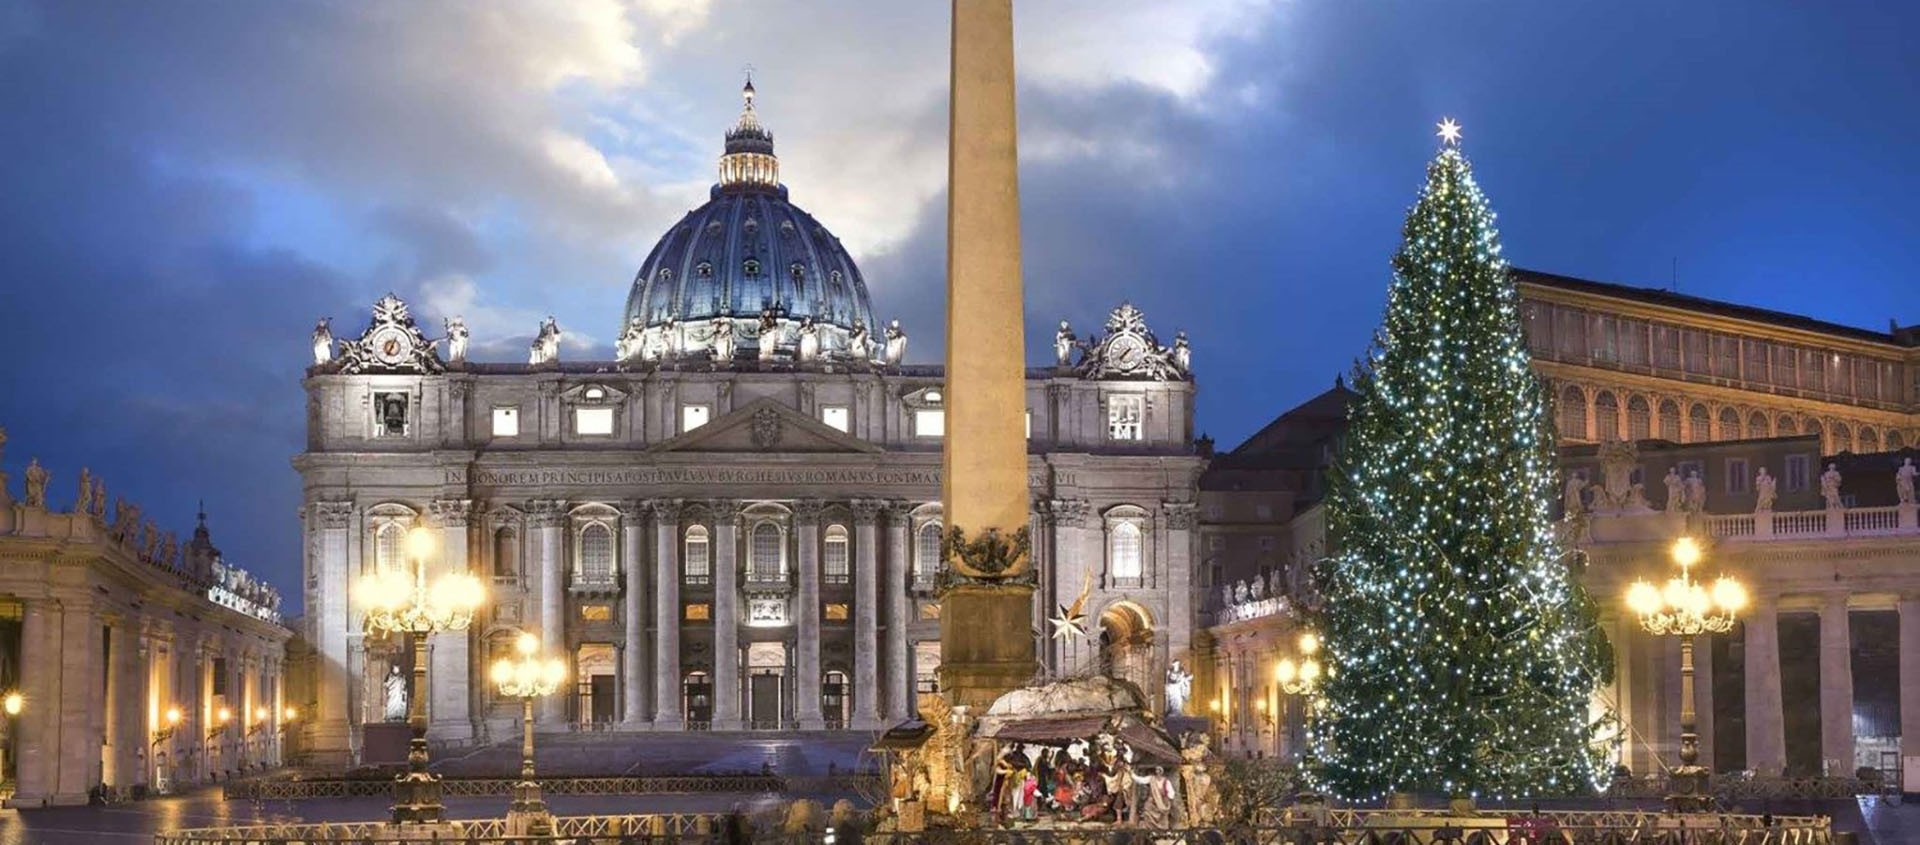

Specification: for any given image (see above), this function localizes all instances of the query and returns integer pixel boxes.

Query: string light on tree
[1306,120,1612,801]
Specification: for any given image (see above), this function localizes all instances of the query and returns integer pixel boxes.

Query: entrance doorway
[574,643,617,727]
[747,642,786,729]
[1098,603,1155,706]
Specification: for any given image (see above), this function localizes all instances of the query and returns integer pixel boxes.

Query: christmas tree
[1308,121,1612,800]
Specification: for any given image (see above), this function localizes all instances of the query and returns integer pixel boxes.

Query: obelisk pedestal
[936,0,1038,712]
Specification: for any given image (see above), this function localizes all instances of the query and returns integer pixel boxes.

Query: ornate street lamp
[356,525,485,826]
[1274,630,1322,696]
[489,630,567,836]
[1625,536,1746,812]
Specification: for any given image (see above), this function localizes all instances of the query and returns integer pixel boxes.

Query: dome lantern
[719,75,778,190]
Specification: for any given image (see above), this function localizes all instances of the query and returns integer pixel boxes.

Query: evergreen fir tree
[1308,128,1612,800]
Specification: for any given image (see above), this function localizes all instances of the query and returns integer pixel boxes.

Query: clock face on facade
[1109,335,1146,372]
[369,326,411,366]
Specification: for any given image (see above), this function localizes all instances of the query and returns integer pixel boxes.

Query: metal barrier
[157,813,728,844]
[223,773,880,800]
[1603,774,1884,801]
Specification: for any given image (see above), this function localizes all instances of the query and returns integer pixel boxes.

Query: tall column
[712,501,743,730]
[1048,500,1091,672]
[1820,593,1856,774]
[8,600,56,806]
[795,501,825,729]
[1900,595,1920,793]
[310,502,354,765]
[532,500,566,726]
[938,0,1038,711]
[852,501,883,729]
[1744,597,1787,775]
[1162,502,1197,672]
[429,499,474,742]
[652,500,684,728]
[620,502,650,727]
[884,503,913,721]
[55,602,102,804]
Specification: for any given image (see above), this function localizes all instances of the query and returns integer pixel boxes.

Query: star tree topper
[1049,570,1093,641]
[1436,117,1463,146]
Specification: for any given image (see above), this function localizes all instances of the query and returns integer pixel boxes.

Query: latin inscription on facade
[450,466,1047,488]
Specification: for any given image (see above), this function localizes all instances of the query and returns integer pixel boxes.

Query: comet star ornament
[1049,570,1093,641]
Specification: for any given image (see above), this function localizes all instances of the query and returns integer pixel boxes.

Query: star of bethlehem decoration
[1049,570,1093,641]
[1436,117,1463,146]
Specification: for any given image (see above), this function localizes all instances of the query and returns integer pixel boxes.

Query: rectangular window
[684,603,711,621]
[574,407,614,436]
[1785,454,1810,492]
[580,604,612,621]
[492,407,520,438]
[821,406,849,432]
[374,391,410,437]
[684,532,711,586]
[1025,410,1032,439]
[823,532,850,585]
[824,603,850,621]
[681,404,710,433]
[1726,459,1749,494]
[914,409,945,438]
[1108,394,1144,441]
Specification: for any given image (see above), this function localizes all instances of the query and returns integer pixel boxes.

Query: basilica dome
[619,80,880,364]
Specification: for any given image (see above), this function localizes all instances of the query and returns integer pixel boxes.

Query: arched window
[823,525,849,586]
[1626,396,1651,441]
[1658,400,1682,442]
[1718,407,1742,441]
[1861,427,1880,453]
[1805,419,1824,451]
[1689,404,1711,443]
[579,523,614,583]
[493,528,518,579]
[914,523,943,585]
[1833,423,1853,453]
[1557,386,1586,441]
[1593,392,1619,441]
[1748,411,1770,439]
[1777,415,1799,436]
[684,525,711,586]
[750,522,784,582]
[375,523,406,575]
[1888,430,1906,451]
[696,261,713,278]
[1109,521,1144,585]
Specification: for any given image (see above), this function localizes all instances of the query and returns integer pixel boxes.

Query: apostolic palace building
[1200,269,1920,786]
[294,82,1202,767]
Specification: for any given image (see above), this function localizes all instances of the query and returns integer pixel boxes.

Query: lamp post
[1625,536,1746,812]
[278,706,299,767]
[1273,630,1321,761]
[150,705,182,793]
[2,690,21,788]
[357,525,485,826]
[490,630,567,836]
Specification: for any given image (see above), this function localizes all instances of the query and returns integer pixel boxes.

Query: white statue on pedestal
[1054,320,1077,367]
[1164,660,1193,716]
[528,317,561,365]
[661,318,681,358]
[797,317,821,362]
[1663,467,1684,513]
[444,316,469,363]
[1171,331,1191,375]
[615,316,644,362]
[848,321,872,361]
[1563,471,1588,517]
[383,666,408,722]
[711,315,737,364]
[758,309,781,362]
[883,319,908,366]
[74,467,91,513]
[310,317,334,366]
[1896,458,1916,505]
[1820,463,1843,510]
[1684,469,1707,512]
[1754,466,1777,512]
[23,459,48,508]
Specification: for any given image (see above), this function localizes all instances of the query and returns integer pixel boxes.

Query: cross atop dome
[721,73,778,189]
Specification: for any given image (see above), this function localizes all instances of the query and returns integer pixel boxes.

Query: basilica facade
[296,83,1202,765]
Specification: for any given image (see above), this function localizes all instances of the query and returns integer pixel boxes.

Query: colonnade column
[309,502,353,764]
[56,601,102,803]
[532,500,566,726]
[1820,592,1856,774]
[884,503,913,721]
[1744,596,1786,775]
[429,499,474,742]
[795,500,825,729]
[8,600,55,806]
[852,501,882,730]
[1899,595,1920,784]
[712,501,743,730]
[620,501,649,727]
[651,500,684,729]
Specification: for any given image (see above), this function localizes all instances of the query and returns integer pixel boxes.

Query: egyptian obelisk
[938,0,1038,710]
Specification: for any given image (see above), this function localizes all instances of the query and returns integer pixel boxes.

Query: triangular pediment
[646,397,884,455]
